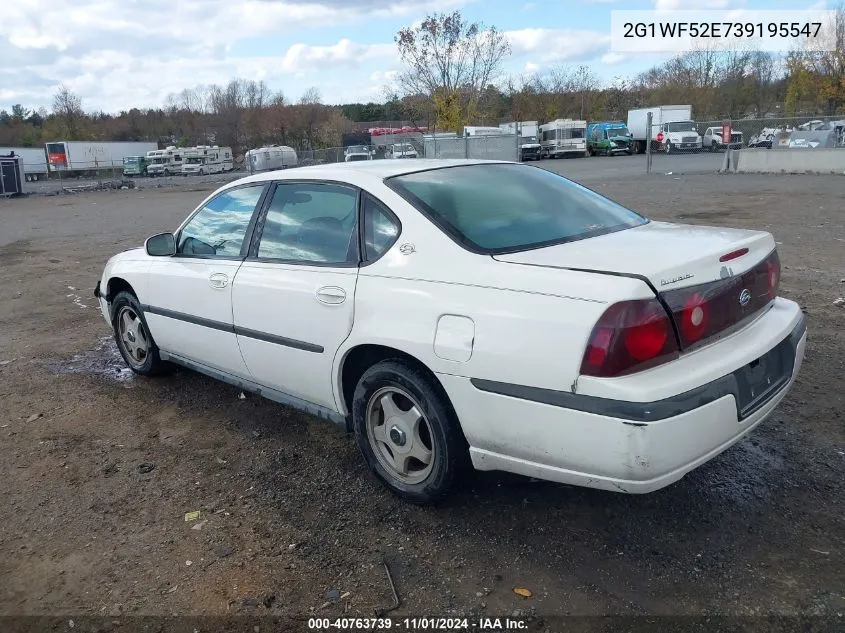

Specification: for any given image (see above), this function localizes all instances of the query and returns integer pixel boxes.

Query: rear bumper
[439,304,806,493]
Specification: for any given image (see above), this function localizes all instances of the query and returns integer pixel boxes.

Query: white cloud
[600,52,626,65]
[524,62,540,73]
[506,28,611,64]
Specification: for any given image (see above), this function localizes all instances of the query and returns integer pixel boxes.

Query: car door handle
[209,272,228,289]
[315,286,346,305]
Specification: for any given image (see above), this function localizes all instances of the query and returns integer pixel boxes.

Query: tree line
[2,7,842,158]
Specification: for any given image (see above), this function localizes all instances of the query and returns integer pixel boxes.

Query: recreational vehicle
[181,145,232,175]
[539,119,588,158]
[245,145,298,173]
[146,147,185,177]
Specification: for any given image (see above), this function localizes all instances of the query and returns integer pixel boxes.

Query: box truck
[499,121,542,160]
[46,141,158,173]
[627,106,702,154]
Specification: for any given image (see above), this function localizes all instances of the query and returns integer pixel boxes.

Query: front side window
[387,164,647,254]
[177,185,265,257]
[257,183,358,264]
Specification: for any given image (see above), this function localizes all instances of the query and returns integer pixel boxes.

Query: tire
[199,169,204,176]
[665,142,673,154]
[352,359,468,504]
[111,291,165,376]
[164,169,170,177]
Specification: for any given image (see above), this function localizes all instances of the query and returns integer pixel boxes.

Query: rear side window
[387,164,647,254]
[256,183,358,264]
[362,195,400,261]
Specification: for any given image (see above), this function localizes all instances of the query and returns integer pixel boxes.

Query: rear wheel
[111,291,165,376]
[352,359,467,504]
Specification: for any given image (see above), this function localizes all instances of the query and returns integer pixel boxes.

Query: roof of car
[230,158,514,187]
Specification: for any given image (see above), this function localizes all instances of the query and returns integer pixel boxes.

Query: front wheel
[111,291,165,376]
[352,360,468,503]
[163,169,170,177]
[665,142,673,154]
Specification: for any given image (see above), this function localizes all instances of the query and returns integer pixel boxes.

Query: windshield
[387,164,647,254]
[151,157,165,164]
[346,145,368,153]
[667,120,696,132]
[608,126,630,136]
[394,144,413,151]
[123,157,138,165]
[185,157,203,164]
[521,136,538,144]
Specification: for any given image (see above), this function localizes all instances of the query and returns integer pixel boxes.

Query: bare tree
[395,11,510,130]
[297,87,324,150]
[52,84,84,139]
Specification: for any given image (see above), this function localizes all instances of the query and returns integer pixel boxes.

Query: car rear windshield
[386,164,648,254]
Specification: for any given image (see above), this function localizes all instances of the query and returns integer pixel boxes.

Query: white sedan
[94,159,806,503]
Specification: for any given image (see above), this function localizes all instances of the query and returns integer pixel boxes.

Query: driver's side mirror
[145,232,176,256]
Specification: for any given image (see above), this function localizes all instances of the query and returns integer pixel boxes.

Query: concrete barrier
[735,148,845,175]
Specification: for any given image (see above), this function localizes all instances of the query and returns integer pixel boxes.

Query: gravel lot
[0,167,843,628]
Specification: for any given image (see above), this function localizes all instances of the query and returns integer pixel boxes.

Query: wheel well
[340,344,453,420]
[108,277,136,301]
[106,277,136,318]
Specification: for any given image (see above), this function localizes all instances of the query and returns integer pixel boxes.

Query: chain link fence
[642,115,845,174]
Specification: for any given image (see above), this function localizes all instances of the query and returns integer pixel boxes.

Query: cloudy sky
[0,0,823,113]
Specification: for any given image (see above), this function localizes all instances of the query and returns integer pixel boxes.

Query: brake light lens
[580,299,680,378]
[662,249,781,349]
[679,292,709,344]
[766,255,780,299]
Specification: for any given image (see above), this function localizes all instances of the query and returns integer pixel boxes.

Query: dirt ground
[0,167,843,630]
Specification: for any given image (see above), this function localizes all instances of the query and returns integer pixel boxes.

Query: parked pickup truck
[702,127,743,151]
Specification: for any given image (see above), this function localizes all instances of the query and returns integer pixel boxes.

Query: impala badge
[399,243,416,255]
[660,272,694,286]
[739,288,751,307]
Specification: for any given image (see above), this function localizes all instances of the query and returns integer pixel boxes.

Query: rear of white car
[386,164,806,494]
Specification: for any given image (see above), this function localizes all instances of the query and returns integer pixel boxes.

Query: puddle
[43,336,134,382]
[701,435,785,504]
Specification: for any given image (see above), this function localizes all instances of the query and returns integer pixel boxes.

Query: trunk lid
[494,221,780,350]
[492,221,774,289]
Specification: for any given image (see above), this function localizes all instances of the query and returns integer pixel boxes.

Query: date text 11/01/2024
[622,21,822,39]
[307,617,528,630]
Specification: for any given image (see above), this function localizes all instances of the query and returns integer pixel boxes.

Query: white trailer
[463,126,504,137]
[45,141,158,173]
[0,147,48,181]
[539,119,588,158]
[627,105,702,154]
[499,121,541,160]
[245,145,298,173]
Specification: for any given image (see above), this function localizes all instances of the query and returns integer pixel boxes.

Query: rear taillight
[680,291,709,344]
[766,252,780,299]
[580,299,680,378]
[662,249,781,349]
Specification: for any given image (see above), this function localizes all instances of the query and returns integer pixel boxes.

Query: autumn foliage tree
[395,11,511,132]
